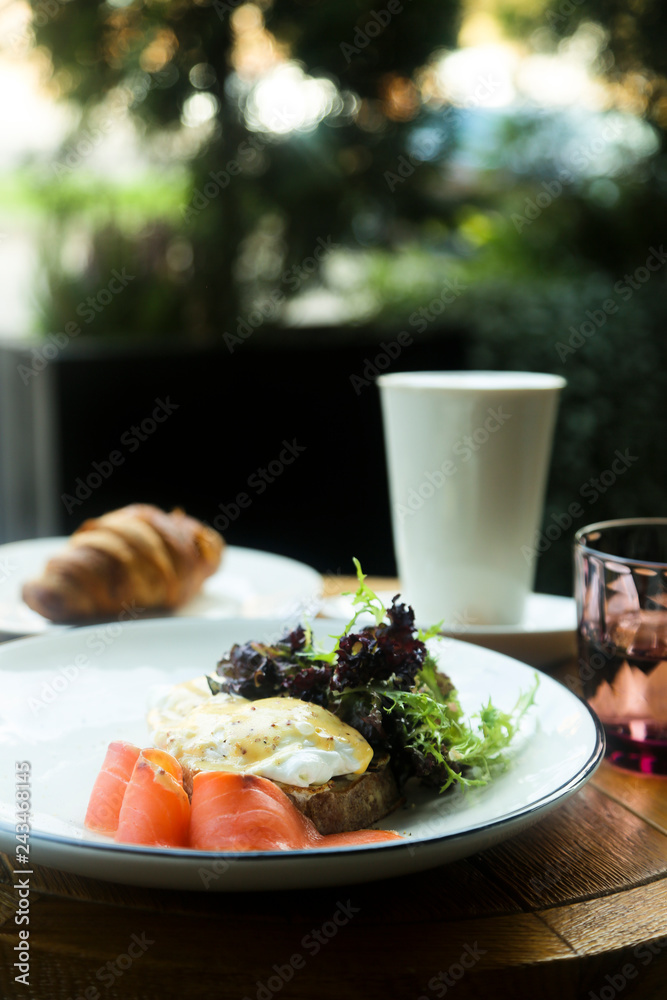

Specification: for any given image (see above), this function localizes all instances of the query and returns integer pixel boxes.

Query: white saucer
[319,591,577,667]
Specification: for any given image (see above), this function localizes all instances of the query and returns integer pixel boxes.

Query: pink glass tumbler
[575,518,667,774]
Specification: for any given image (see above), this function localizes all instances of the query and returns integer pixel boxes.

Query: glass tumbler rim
[574,517,667,569]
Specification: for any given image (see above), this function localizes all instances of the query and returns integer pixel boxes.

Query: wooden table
[2,578,667,1000]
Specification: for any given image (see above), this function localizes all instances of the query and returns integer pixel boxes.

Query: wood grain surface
[1,578,666,1000]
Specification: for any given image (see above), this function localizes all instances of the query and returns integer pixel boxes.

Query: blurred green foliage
[28,0,462,338]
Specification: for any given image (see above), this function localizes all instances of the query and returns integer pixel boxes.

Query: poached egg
[148,678,373,788]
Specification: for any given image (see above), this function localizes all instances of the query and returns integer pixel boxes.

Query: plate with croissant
[0,504,323,638]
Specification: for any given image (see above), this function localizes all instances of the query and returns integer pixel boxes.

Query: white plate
[0,538,323,637]
[0,617,603,891]
[320,591,577,667]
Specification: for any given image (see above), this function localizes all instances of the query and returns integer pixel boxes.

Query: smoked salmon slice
[189,772,321,851]
[321,828,403,847]
[115,747,190,848]
[84,740,141,835]
[189,772,402,851]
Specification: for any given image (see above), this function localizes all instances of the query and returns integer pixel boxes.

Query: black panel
[53,329,466,576]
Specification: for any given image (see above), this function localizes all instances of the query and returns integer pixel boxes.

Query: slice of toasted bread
[276,754,402,835]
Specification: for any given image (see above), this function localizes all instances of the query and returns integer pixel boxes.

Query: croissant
[22,504,224,623]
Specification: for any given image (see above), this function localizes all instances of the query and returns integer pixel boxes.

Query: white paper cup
[378,371,566,625]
